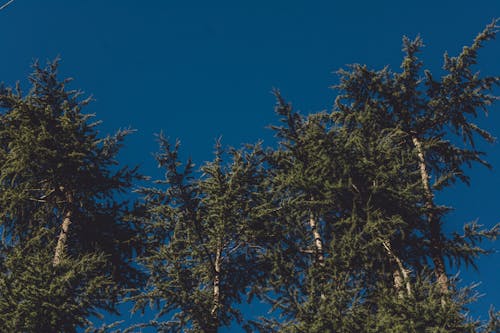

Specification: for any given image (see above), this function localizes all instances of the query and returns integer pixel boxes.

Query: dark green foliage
[0,228,113,332]
[124,22,499,332]
[365,275,479,333]
[332,20,500,273]
[0,60,143,330]
[128,136,270,332]
[0,22,498,333]
[244,95,419,331]
[246,21,500,332]
[0,62,143,283]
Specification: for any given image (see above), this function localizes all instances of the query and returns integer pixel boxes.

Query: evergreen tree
[333,20,500,294]
[0,60,143,331]
[0,21,498,333]
[248,92,424,331]
[249,21,500,332]
[128,136,270,332]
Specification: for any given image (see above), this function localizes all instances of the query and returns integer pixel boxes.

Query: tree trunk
[211,244,222,321]
[53,191,73,266]
[309,212,327,301]
[382,240,412,297]
[412,137,448,294]
[309,212,324,266]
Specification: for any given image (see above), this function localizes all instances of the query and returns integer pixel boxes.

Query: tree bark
[210,244,222,320]
[309,212,327,301]
[53,191,73,266]
[309,212,324,266]
[382,240,412,297]
[412,136,448,294]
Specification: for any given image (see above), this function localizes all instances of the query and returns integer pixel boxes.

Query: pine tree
[1,21,499,333]
[249,21,500,332]
[0,60,143,331]
[333,20,500,295]
[128,136,270,332]
[248,92,424,331]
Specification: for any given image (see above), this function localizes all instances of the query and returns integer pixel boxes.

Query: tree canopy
[0,21,499,333]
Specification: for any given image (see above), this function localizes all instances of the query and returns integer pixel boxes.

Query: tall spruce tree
[333,20,500,294]
[128,136,270,332]
[0,60,143,331]
[249,21,500,332]
[248,92,426,331]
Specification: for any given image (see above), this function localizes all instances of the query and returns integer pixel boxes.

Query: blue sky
[1,0,499,330]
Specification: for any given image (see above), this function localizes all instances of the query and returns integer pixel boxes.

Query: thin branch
[0,0,14,11]
[382,240,412,297]
[28,198,47,203]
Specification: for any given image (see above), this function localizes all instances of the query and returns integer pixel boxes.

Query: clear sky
[1,1,499,331]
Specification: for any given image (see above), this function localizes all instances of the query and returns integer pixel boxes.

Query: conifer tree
[1,21,498,333]
[249,21,500,332]
[333,19,500,294]
[128,136,270,332]
[248,92,425,331]
[0,228,114,332]
[0,60,143,331]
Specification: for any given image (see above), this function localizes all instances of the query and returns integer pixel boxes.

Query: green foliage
[250,91,423,327]
[0,228,113,332]
[0,60,143,330]
[366,275,480,333]
[332,20,500,275]
[0,22,499,333]
[128,136,270,332]
[246,20,500,332]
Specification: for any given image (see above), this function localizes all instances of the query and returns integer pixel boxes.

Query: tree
[248,91,424,331]
[248,21,500,331]
[0,60,143,331]
[0,21,499,333]
[333,20,500,294]
[128,136,270,332]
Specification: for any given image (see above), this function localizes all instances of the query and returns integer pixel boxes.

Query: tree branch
[0,0,14,11]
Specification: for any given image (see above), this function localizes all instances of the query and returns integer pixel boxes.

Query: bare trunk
[382,240,412,297]
[53,192,73,266]
[211,244,222,320]
[412,137,448,294]
[309,213,324,266]
[309,212,327,301]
